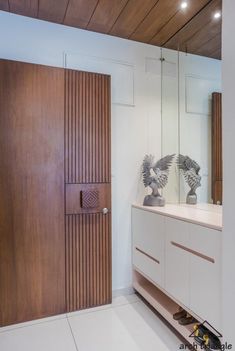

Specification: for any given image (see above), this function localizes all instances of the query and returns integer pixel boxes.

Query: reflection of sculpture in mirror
[142,154,175,207]
[177,155,201,205]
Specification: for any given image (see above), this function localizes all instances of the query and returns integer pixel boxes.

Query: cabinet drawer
[189,225,221,330]
[190,254,221,330]
[189,224,221,262]
[132,208,164,264]
[165,220,221,329]
[133,247,162,286]
[165,217,189,245]
[165,217,190,307]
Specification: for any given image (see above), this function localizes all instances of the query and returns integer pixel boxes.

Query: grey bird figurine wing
[177,154,200,174]
[146,154,175,189]
[183,169,200,188]
[142,155,154,187]
[153,154,175,188]
[177,154,201,189]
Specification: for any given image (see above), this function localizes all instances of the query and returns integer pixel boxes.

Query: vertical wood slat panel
[65,68,112,311]
[212,92,222,204]
[65,70,111,184]
[65,213,112,311]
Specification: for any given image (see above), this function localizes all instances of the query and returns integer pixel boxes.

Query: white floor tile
[0,318,77,351]
[111,293,141,307]
[67,293,140,318]
[0,296,183,351]
[0,314,67,333]
[68,300,181,351]
[114,300,182,350]
[66,303,112,318]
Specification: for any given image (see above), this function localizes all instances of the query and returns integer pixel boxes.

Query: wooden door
[212,92,222,204]
[0,60,65,326]
[65,70,112,311]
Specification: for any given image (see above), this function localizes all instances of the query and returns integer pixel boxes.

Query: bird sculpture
[142,154,175,206]
[177,154,201,205]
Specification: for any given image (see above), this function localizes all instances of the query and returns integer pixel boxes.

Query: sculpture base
[143,195,165,207]
[186,194,197,205]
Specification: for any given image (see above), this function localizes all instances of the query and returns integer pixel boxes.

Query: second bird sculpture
[142,154,175,207]
[177,154,201,205]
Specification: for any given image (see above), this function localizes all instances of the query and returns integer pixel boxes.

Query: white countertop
[132,203,222,231]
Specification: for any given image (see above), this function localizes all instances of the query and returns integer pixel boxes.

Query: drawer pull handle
[171,241,215,264]
[135,247,160,264]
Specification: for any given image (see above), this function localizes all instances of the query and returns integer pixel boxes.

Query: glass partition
[161,48,180,203]
[178,52,222,204]
[161,49,222,204]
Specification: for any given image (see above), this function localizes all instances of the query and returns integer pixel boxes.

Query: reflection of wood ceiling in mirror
[0,0,222,60]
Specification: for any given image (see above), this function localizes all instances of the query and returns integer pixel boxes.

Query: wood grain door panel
[0,60,65,326]
[66,213,112,311]
[66,183,111,215]
[65,69,112,311]
[65,70,111,184]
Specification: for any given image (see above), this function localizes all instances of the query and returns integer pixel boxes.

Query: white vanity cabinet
[132,204,222,334]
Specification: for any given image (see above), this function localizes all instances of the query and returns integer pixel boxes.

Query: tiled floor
[0,294,182,351]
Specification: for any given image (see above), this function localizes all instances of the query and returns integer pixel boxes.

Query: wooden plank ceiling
[0,0,222,59]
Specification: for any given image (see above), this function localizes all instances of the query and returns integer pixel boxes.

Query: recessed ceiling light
[181,2,188,9]
[214,11,221,19]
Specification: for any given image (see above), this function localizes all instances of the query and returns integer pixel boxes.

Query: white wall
[0,11,162,292]
[222,0,235,344]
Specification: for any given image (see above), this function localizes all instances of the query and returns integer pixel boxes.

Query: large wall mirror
[161,0,222,206]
